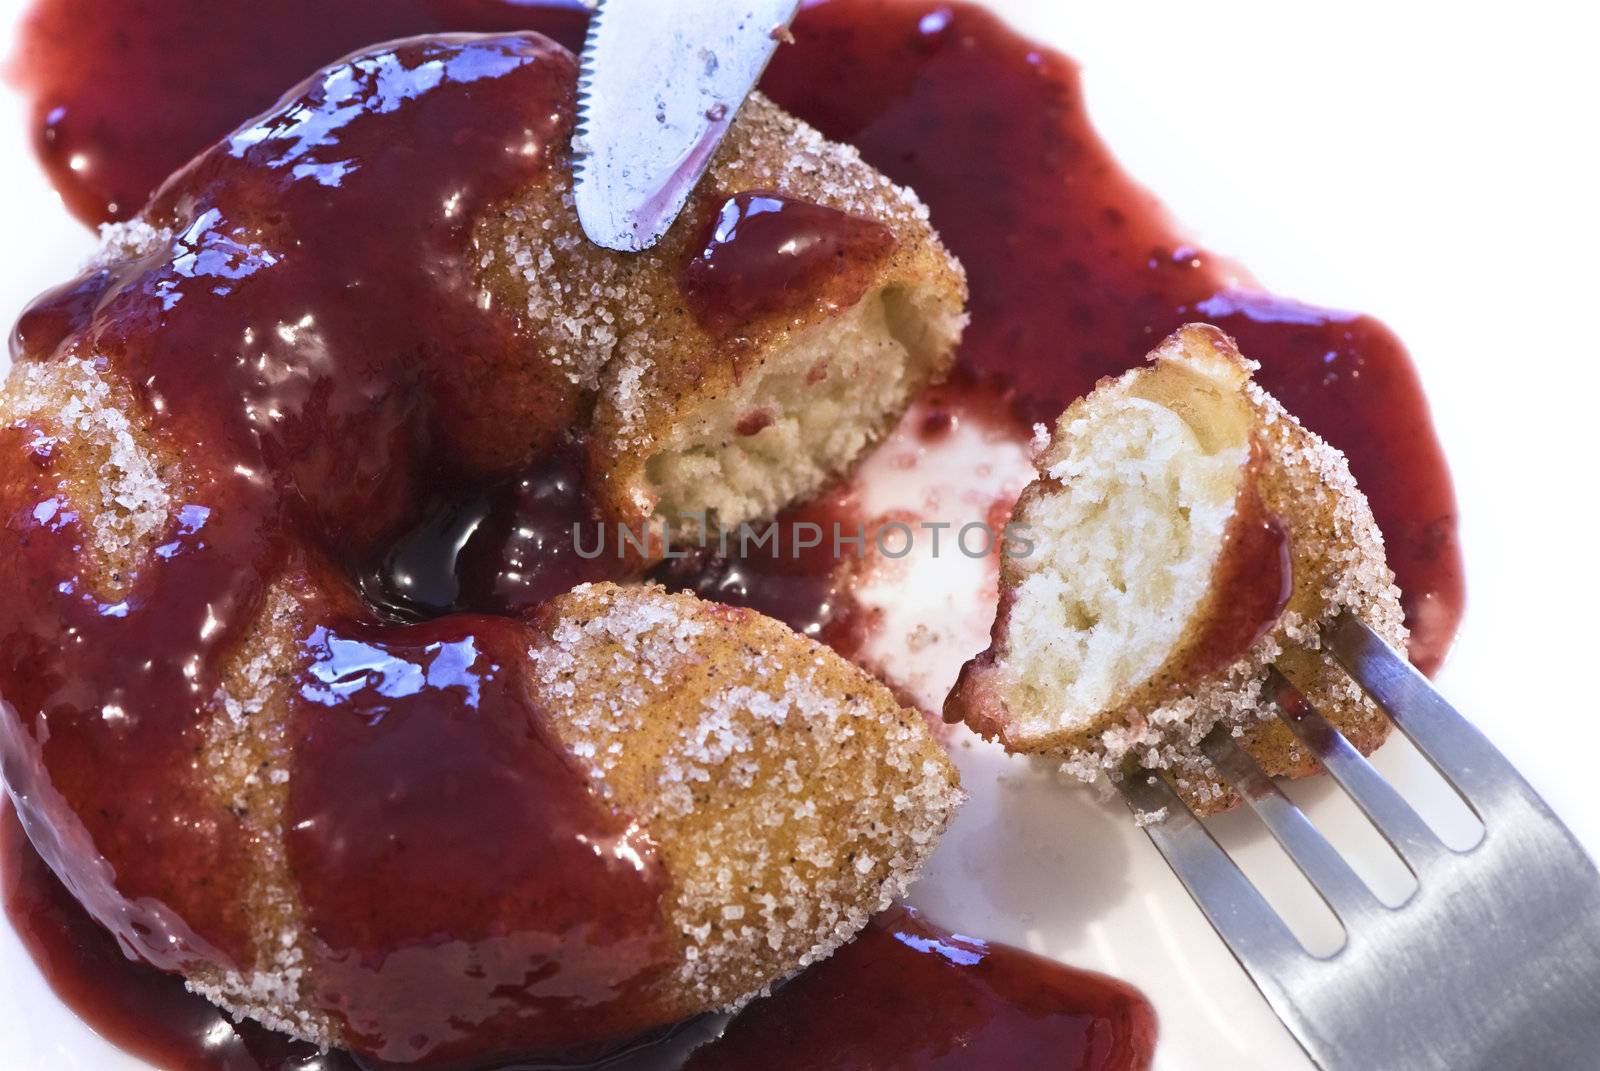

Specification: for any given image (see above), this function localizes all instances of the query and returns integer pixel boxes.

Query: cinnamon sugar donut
[946,324,1407,813]
[0,33,963,1066]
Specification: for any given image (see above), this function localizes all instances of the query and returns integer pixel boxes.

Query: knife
[573,0,802,253]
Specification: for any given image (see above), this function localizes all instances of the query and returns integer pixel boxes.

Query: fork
[1118,612,1600,1070]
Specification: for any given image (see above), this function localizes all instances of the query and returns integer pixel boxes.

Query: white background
[1,1,1597,1068]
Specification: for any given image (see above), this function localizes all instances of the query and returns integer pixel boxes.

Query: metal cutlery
[1120,613,1600,1069]
[573,0,802,252]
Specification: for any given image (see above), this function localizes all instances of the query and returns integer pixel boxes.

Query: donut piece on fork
[946,324,1408,813]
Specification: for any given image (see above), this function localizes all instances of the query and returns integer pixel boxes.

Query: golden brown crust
[188,576,336,1043]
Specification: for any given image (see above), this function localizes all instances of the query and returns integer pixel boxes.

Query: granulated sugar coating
[530,583,963,1010]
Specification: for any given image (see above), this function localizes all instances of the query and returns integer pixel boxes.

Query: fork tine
[1324,612,1505,815]
[1265,667,1447,871]
[1199,726,1385,925]
[1116,770,1306,964]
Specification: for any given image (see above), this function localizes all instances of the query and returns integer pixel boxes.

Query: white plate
[2,2,1597,1068]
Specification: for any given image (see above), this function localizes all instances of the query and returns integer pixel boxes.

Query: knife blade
[573,0,802,253]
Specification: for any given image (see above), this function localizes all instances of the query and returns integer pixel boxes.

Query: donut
[478,92,967,544]
[0,32,964,1065]
[945,324,1408,813]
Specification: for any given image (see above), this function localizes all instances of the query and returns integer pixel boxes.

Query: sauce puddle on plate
[2,800,1155,1070]
[4,0,1466,1067]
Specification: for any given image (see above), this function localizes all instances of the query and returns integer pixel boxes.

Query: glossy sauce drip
[0,31,668,1068]
[680,190,897,336]
[360,447,616,621]
[287,612,669,1065]
[6,0,591,225]
[4,801,1156,1071]
[1193,512,1294,676]
[650,490,868,651]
